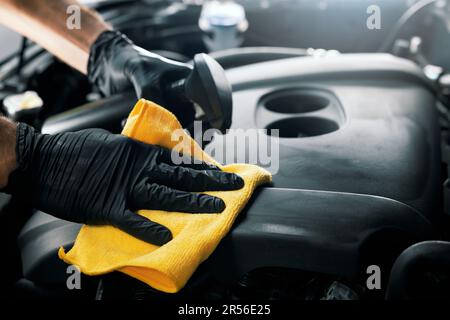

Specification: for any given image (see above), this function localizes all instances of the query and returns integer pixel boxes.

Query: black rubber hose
[378,0,441,52]
[386,241,450,300]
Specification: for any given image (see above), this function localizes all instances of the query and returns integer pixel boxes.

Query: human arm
[0,0,111,73]
[0,0,196,123]
[0,116,17,189]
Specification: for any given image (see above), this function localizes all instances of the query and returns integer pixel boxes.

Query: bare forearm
[0,117,17,189]
[0,0,111,73]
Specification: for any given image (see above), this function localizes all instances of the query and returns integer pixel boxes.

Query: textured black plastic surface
[18,211,82,284]
[19,53,441,286]
[207,188,434,281]
[222,54,440,218]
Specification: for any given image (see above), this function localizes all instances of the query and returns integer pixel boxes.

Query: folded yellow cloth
[58,99,271,293]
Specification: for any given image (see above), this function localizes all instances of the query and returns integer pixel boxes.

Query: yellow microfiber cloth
[58,99,272,293]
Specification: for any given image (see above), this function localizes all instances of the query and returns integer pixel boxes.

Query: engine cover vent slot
[263,90,330,114]
[265,117,339,138]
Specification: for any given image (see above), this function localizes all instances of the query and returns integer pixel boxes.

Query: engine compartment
[17,52,441,299]
[1,0,450,301]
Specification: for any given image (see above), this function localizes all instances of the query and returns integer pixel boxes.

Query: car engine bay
[1,0,450,301]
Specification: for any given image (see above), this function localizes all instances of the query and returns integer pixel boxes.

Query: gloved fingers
[130,179,226,213]
[176,157,220,171]
[151,162,244,192]
[154,146,220,171]
[113,209,173,246]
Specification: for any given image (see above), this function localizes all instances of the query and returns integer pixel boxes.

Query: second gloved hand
[5,123,244,246]
[87,30,195,125]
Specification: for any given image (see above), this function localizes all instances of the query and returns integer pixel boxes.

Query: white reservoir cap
[3,91,43,117]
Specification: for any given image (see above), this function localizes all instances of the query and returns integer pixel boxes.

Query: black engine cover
[18,54,440,286]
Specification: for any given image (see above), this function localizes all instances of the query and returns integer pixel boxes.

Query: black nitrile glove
[5,123,244,246]
[88,30,195,126]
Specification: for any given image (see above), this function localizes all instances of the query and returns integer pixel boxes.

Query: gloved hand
[5,123,244,246]
[88,30,195,126]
